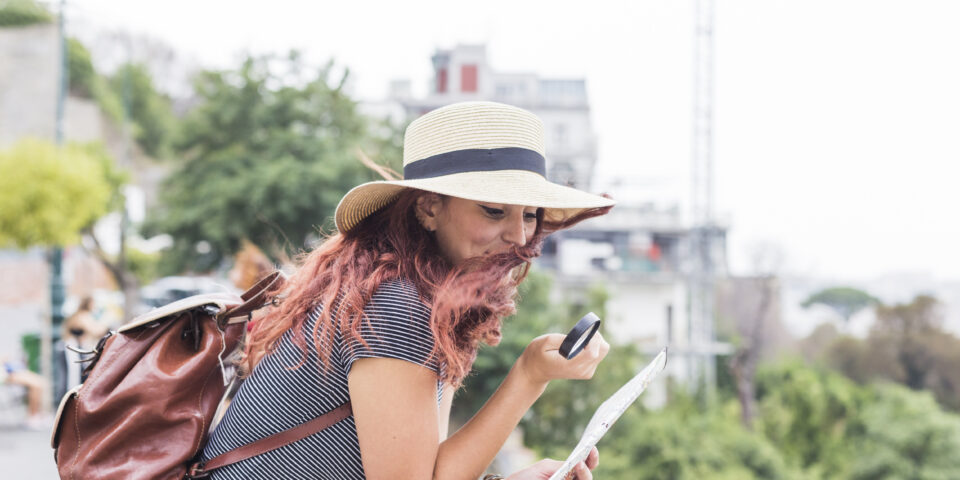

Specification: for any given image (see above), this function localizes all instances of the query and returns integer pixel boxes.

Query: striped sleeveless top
[201,279,443,479]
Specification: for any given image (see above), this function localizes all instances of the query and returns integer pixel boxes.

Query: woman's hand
[505,447,600,480]
[515,332,610,386]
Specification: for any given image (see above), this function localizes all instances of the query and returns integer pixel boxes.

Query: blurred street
[0,426,59,478]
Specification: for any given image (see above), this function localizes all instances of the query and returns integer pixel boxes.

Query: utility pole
[50,0,69,404]
[689,0,718,402]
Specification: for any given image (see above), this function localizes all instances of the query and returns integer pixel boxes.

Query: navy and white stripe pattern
[201,279,443,479]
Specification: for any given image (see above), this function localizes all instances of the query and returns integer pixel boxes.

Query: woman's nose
[502,213,528,247]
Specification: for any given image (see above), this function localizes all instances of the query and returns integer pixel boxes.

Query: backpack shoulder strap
[186,402,352,478]
[218,271,286,325]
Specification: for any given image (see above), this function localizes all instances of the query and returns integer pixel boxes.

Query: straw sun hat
[334,101,616,232]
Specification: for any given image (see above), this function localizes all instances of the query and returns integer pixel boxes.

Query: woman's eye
[480,205,505,217]
[523,212,538,222]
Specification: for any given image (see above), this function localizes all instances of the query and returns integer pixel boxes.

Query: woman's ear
[415,193,443,232]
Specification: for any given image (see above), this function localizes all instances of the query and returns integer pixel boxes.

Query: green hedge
[0,0,53,27]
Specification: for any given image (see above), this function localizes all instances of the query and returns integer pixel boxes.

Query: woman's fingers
[504,458,562,480]
[520,330,611,384]
[571,333,608,379]
[571,460,593,480]
[537,333,567,351]
[585,447,600,470]
[588,332,609,359]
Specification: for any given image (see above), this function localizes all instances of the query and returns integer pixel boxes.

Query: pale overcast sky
[66,0,960,282]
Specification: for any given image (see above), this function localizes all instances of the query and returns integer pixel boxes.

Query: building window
[461,64,477,93]
[437,68,448,94]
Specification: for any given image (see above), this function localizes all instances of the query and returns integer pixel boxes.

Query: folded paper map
[548,348,669,480]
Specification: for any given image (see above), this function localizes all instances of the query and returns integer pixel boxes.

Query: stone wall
[0,24,59,147]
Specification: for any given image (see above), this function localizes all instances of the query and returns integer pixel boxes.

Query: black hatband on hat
[403,147,546,180]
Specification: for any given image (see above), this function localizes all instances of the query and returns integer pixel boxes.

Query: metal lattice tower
[689,0,717,399]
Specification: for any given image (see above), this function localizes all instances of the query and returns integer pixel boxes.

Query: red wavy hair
[243,189,611,387]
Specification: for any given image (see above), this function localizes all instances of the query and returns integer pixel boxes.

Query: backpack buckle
[185,462,210,478]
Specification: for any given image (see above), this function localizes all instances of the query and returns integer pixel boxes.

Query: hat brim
[335,170,615,232]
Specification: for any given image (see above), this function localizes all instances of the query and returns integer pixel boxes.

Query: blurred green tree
[818,295,960,412]
[755,361,862,478]
[847,384,960,479]
[464,285,960,480]
[822,334,896,384]
[872,295,960,407]
[63,36,177,161]
[755,360,960,479]
[145,52,399,273]
[797,323,840,362]
[595,397,795,480]
[0,0,51,27]
[801,287,878,324]
[107,63,177,158]
[67,38,95,98]
[0,139,113,247]
[124,246,162,286]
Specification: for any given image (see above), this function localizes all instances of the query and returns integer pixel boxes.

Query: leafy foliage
[595,399,793,480]
[0,0,51,27]
[457,273,794,479]
[818,295,960,412]
[755,361,861,477]
[125,246,162,285]
[755,361,960,480]
[145,53,396,273]
[802,287,878,322]
[470,304,960,480]
[107,63,177,158]
[578,360,960,480]
[0,139,114,247]
[848,384,960,479]
[64,36,177,159]
[67,38,96,98]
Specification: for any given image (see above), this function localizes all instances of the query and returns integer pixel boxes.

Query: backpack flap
[118,293,242,333]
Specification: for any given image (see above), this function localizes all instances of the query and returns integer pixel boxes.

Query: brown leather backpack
[51,272,351,479]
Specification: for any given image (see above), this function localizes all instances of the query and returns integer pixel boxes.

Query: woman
[201,101,615,479]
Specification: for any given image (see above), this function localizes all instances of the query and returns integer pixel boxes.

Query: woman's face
[416,194,538,266]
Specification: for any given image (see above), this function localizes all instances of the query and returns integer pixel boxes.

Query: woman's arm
[349,332,609,480]
[434,332,608,479]
[439,384,455,439]
[350,357,441,480]
[433,358,547,479]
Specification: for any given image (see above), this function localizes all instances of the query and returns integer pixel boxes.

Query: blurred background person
[1,354,49,430]
[61,296,108,389]
[228,240,276,292]
[229,240,277,333]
